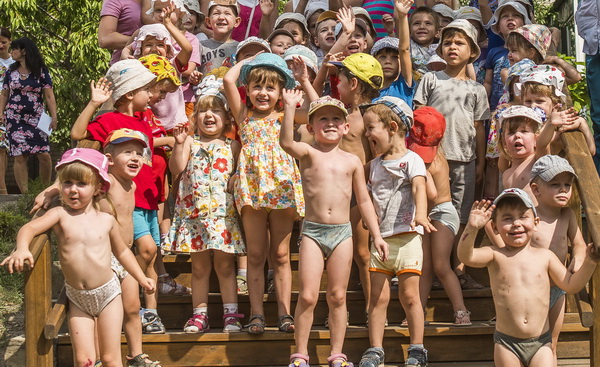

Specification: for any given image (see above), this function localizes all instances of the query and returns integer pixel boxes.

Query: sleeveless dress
[234,113,305,216]
[164,138,245,254]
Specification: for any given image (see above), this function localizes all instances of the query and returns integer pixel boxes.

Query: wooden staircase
[21,132,600,366]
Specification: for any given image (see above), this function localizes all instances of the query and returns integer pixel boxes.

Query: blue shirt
[379,74,415,108]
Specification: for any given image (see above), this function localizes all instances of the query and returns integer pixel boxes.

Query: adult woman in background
[0,37,57,194]
[0,27,14,195]
[98,0,143,64]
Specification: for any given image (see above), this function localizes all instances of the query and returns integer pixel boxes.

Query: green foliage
[0,0,111,150]
[557,53,592,128]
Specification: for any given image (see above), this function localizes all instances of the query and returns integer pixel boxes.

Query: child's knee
[74,355,96,367]
[298,290,319,307]
[214,258,235,276]
[326,289,347,308]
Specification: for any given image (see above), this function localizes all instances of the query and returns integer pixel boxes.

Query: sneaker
[142,312,166,334]
[359,347,385,367]
[158,275,191,295]
[405,347,428,367]
[223,312,244,332]
[184,313,210,333]
[237,275,248,295]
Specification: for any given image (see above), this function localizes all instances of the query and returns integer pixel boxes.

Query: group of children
[2,0,600,366]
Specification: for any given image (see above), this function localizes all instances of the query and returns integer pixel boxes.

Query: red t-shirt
[142,109,169,203]
[86,111,159,210]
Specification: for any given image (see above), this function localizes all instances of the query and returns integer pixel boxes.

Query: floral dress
[234,113,305,216]
[164,138,245,254]
[2,68,52,156]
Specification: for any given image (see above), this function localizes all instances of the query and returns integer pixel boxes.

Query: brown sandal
[278,314,295,332]
[458,273,484,289]
[245,314,265,334]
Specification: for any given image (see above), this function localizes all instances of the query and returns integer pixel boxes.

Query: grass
[0,180,47,350]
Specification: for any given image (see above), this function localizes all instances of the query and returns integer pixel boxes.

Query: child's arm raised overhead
[162,4,193,73]
[109,219,155,293]
[280,89,311,159]
[223,60,249,123]
[329,7,355,55]
[395,0,413,87]
[458,200,496,267]
[71,78,113,141]
[169,122,193,177]
[352,158,389,261]
[1,207,62,273]
[290,56,320,102]
[549,243,600,294]
[259,0,276,40]
[411,175,436,232]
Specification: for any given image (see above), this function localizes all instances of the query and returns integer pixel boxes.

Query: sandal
[158,274,191,295]
[236,275,248,295]
[327,353,354,367]
[289,353,310,367]
[245,314,265,334]
[184,313,210,333]
[458,273,484,289]
[223,312,244,332]
[126,353,162,367]
[278,314,295,333]
[359,347,385,367]
[453,310,472,326]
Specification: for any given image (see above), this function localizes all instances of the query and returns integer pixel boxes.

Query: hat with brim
[240,52,297,90]
[436,19,480,64]
[56,148,112,192]
[283,45,319,74]
[489,2,532,36]
[432,4,456,20]
[407,106,446,164]
[516,64,566,100]
[530,154,577,182]
[329,52,384,90]
[268,28,296,43]
[236,37,271,57]
[509,24,551,59]
[132,24,175,59]
[352,7,377,37]
[498,105,543,127]
[105,59,157,103]
[316,10,338,26]
[370,37,399,56]
[184,0,204,23]
[493,188,538,217]
[304,1,328,23]
[308,96,348,119]
[274,12,311,39]
[359,96,414,130]
[103,128,149,149]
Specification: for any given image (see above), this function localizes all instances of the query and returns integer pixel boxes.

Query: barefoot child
[165,79,246,333]
[280,93,387,367]
[360,96,436,367]
[458,189,600,367]
[529,155,587,364]
[1,148,155,367]
[224,52,304,334]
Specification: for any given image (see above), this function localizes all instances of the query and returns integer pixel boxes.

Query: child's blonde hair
[364,104,408,136]
[244,67,285,110]
[193,95,233,135]
[505,33,544,64]
[57,162,103,208]
[521,82,563,108]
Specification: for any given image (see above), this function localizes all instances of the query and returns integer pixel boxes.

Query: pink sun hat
[56,148,111,192]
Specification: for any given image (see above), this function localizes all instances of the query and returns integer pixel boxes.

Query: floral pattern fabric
[2,68,52,156]
[234,113,305,216]
[164,138,245,254]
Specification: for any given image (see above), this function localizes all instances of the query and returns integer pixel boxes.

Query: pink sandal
[183,313,210,333]
[289,353,310,367]
[327,353,354,367]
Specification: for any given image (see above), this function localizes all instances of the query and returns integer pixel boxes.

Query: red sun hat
[407,107,446,164]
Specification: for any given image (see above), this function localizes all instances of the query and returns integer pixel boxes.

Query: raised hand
[382,13,395,35]
[290,56,309,83]
[337,7,356,35]
[90,78,113,106]
[282,88,304,108]
[395,0,414,16]
[172,122,189,144]
[260,0,275,16]
[467,200,494,229]
[161,1,175,25]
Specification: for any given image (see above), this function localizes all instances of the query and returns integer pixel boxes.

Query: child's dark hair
[441,28,478,57]
[338,67,381,101]
[245,67,285,110]
[505,33,544,64]
[409,7,441,30]
[374,47,399,59]
[0,27,11,40]
[194,95,233,135]
[9,37,47,79]
[364,104,408,136]
[491,196,532,221]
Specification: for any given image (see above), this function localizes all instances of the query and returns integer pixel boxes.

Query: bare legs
[13,152,53,194]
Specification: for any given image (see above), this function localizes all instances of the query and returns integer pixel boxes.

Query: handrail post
[25,235,53,367]
[592,267,600,366]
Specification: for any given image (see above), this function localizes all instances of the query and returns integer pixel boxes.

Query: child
[360,96,436,367]
[529,155,587,364]
[498,105,552,201]
[409,107,471,328]
[458,189,599,367]
[200,0,241,75]
[269,29,296,56]
[223,52,304,334]
[520,64,596,155]
[484,1,530,110]
[165,79,245,333]
[1,148,155,367]
[313,10,337,65]
[270,12,311,46]
[372,0,414,104]
[505,24,550,66]
[454,6,488,84]
[432,3,455,27]
[280,93,387,367]
[408,6,441,83]
[329,8,369,56]
[329,52,383,316]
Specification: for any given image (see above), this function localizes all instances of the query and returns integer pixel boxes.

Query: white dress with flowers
[164,137,245,254]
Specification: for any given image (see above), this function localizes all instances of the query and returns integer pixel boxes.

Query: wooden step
[151,288,496,329]
[55,317,590,366]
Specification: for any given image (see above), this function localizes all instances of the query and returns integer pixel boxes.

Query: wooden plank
[76,139,101,151]
[45,286,67,339]
[25,235,53,367]
[575,287,594,327]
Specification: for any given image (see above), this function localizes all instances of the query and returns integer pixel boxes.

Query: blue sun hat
[240,52,297,90]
